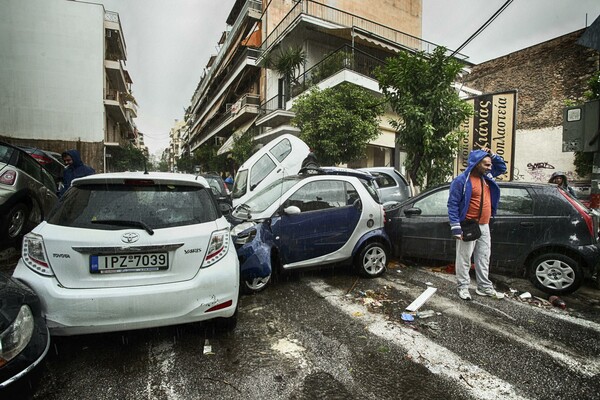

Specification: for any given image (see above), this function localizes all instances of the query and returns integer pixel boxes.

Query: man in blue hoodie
[59,149,95,197]
[447,147,506,300]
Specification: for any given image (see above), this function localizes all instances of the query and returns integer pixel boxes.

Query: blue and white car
[231,168,390,293]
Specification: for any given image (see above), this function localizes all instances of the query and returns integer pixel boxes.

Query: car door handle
[520,222,534,227]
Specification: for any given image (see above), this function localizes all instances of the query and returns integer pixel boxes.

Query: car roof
[299,166,376,181]
[72,171,210,187]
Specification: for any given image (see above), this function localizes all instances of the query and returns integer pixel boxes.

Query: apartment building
[185,0,470,170]
[0,0,139,171]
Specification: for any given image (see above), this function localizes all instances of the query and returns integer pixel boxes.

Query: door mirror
[283,205,301,215]
[404,207,422,216]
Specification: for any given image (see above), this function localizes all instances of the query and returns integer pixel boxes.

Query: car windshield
[231,169,248,199]
[48,183,218,229]
[238,176,301,214]
[0,144,15,164]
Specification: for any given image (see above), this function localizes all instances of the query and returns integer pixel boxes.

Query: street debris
[416,309,436,319]
[401,312,415,322]
[549,295,567,309]
[405,286,437,312]
[203,339,214,355]
[519,292,532,299]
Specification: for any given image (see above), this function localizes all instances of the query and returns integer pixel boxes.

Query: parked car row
[3,134,600,392]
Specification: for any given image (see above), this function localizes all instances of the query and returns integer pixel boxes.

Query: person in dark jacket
[548,171,576,197]
[59,149,95,197]
[447,147,506,301]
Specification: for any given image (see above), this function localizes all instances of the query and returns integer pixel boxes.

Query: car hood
[0,273,41,332]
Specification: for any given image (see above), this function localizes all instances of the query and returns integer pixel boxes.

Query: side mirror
[283,205,301,215]
[404,207,422,216]
[219,203,233,215]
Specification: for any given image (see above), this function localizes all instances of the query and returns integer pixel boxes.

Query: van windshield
[231,169,248,199]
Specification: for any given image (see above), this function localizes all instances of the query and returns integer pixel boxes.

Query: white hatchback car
[12,172,239,336]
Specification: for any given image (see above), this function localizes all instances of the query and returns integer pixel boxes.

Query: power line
[451,0,514,57]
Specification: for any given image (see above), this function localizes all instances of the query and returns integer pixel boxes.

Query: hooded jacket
[548,171,576,197]
[59,149,95,197]
[447,149,507,236]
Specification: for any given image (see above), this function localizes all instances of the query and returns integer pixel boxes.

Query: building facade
[0,0,139,171]
[463,29,600,191]
[183,0,468,173]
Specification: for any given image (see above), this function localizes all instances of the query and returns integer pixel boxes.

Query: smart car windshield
[238,176,301,214]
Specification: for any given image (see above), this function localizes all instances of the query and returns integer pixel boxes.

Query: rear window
[48,183,218,229]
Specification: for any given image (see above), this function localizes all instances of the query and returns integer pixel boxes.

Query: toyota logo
[121,232,140,244]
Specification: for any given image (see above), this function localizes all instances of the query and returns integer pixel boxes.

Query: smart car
[0,273,49,393]
[231,168,390,293]
[12,172,239,335]
[385,181,600,295]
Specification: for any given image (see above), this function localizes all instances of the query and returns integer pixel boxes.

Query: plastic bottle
[549,296,566,310]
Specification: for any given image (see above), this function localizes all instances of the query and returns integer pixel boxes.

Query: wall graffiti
[526,162,555,170]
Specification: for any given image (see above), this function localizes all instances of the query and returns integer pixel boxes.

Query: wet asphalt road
[3,247,600,400]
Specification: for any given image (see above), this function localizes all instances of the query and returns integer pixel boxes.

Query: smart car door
[272,180,361,265]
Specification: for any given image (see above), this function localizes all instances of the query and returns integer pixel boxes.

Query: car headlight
[0,305,35,367]
[231,221,257,245]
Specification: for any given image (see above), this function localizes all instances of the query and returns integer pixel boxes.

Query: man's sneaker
[458,288,472,300]
[475,287,505,299]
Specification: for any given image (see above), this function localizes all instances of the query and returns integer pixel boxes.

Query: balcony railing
[260,0,466,60]
[291,45,385,97]
[194,93,260,145]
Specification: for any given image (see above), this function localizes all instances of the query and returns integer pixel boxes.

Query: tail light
[0,169,17,185]
[559,189,595,240]
[22,233,55,276]
[203,228,230,267]
[30,153,52,165]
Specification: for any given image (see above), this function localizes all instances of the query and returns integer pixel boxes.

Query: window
[249,154,276,190]
[415,189,449,216]
[497,187,533,215]
[269,138,292,162]
[49,184,217,229]
[232,169,248,198]
[285,180,347,212]
[374,172,396,188]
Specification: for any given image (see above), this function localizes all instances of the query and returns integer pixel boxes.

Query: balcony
[257,45,384,128]
[104,89,127,124]
[104,60,129,92]
[260,0,467,61]
[104,11,127,61]
[191,93,260,151]
[191,0,261,109]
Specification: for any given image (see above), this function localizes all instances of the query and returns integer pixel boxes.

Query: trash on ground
[352,311,364,317]
[405,286,437,312]
[425,282,433,286]
[203,339,214,355]
[417,309,435,319]
[519,292,532,299]
[401,312,415,322]
[549,295,567,309]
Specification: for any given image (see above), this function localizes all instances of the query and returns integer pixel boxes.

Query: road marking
[384,279,600,377]
[306,279,530,400]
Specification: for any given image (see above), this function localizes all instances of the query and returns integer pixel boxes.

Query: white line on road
[306,279,531,400]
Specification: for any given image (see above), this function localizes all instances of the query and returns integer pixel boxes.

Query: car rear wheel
[6,203,29,239]
[242,274,271,294]
[528,253,583,295]
[355,242,387,278]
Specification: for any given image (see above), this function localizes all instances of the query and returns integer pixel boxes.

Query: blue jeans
[455,224,493,290]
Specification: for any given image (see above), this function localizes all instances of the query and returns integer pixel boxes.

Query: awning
[217,116,258,155]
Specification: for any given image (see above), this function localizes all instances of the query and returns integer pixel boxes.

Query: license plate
[90,253,169,274]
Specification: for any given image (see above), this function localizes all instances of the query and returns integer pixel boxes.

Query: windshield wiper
[91,219,154,235]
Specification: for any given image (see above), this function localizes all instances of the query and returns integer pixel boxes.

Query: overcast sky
[97,0,600,155]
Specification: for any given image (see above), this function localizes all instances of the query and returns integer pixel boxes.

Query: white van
[231,134,316,207]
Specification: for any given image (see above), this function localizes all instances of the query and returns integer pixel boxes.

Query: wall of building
[463,29,600,183]
[0,0,105,144]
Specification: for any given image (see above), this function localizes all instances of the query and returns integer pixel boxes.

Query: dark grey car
[385,181,599,295]
[0,142,58,242]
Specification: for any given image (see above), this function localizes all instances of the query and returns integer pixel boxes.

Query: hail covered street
[16,257,600,400]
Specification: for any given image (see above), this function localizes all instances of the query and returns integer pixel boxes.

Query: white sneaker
[458,288,472,300]
[476,287,505,299]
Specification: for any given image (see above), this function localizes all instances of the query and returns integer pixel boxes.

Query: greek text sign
[455,91,517,181]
